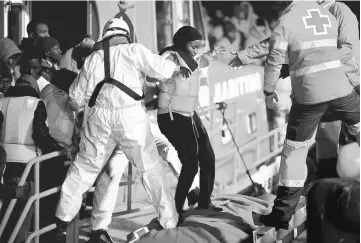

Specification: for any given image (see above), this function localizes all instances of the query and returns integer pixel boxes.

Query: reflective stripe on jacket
[0,96,41,163]
[238,1,359,89]
[264,1,353,104]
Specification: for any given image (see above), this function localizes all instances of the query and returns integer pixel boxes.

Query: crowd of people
[0,14,226,242]
[205,1,280,63]
[0,1,359,243]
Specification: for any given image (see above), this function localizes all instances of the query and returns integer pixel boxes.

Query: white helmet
[102,17,130,41]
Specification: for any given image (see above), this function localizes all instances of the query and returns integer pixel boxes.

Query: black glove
[279,64,290,79]
[355,84,360,95]
[179,66,192,78]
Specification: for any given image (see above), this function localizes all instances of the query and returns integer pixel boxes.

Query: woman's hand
[211,45,226,57]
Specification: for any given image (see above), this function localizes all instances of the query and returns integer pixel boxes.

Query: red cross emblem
[302,9,331,36]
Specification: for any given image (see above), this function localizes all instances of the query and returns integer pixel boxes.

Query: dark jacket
[51,68,78,93]
[19,37,37,56]
[5,78,63,154]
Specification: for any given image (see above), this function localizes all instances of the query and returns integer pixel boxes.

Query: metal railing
[0,149,137,243]
[0,115,287,243]
[0,150,66,243]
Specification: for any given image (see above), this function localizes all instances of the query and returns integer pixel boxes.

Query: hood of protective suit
[0,38,22,63]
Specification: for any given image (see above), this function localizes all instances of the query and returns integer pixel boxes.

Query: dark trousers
[307,178,360,243]
[274,90,360,223]
[158,112,215,211]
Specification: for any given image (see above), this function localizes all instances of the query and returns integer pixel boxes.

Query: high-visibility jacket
[237,0,360,89]
[264,1,353,104]
[320,0,360,88]
[0,96,41,163]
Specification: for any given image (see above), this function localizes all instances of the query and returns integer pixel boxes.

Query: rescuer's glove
[179,66,192,78]
[279,64,290,79]
[228,51,244,70]
[264,91,279,111]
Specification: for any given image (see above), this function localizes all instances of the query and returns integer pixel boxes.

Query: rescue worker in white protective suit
[82,34,200,243]
[228,0,360,230]
[55,18,192,231]
[229,0,360,180]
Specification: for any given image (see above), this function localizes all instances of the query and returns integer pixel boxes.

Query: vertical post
[34,161,40,243]
[273,130,278,153]
[66,214,79,243]
[127,162,132,212]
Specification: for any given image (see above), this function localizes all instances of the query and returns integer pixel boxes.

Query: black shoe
[87,229,114,243]
[197,203,223,212]
[55,218,68,234]
[126,227,149,242]
[177,209,186,226]
[258,214,289,230]
[187,187,200,207]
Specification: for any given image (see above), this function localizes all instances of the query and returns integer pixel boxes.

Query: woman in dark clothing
[156,26,225,214]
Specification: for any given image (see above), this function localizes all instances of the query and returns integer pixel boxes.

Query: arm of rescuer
[263,20,289,97]
[68,44,191,112]
[228,37,290,79]
[133,43,191,83]
[334,2,360,90]
[230,37,271,66]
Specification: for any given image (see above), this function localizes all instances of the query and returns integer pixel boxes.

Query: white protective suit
[55,42,180,229]
[91,146,128,231]
[90,109,200,231]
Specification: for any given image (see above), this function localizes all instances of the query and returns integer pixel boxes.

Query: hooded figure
[157,26,225,214]
[0,38,22,85]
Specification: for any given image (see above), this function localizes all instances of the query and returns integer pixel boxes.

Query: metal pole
[127,162,132,212]
[0,151,64,241]
[0,151,64,236]
[25,224,57,243]
[66,213,79,243]
[8,187,60,243]
[34,161,40,243]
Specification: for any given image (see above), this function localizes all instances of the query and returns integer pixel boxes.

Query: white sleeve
[69,66,89,112]
[133,44,177,80]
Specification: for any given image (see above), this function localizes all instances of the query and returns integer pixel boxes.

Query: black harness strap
[88,39,144,108]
